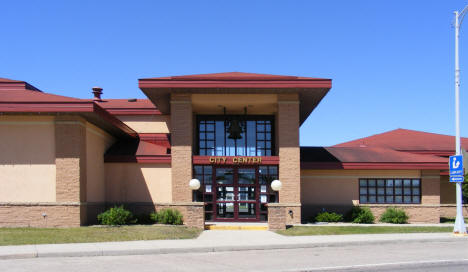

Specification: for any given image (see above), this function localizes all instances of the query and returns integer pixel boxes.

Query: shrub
[150,209,183,225]
[380,207,408,224]
[97,206,136,225]
[348,206,375,224]
[315,212,343,223]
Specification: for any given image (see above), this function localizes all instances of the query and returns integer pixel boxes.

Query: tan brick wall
[170,94,193,203]
[421,170,440,205]
[440,205,468,218]
[440,175,456,204]
[0,204,81,227]
[363,205,440,223]
[268,203,301,229]
[104,202,204,228]
[55,116,87,203]
[268,204,286,230]
[277,94,301,223]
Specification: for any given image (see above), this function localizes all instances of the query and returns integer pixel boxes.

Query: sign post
[452,6,468,235]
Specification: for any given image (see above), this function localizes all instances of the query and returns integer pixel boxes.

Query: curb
[0,236,465,260]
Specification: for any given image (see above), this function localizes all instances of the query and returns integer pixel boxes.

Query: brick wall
[170,94,193,202]
[364,205,440,223]
[440,205,468,218]
[421,170,440,205]
[277,94,301,224]
[0,204,81,227]
[55,116,87,203]
[102,202,205,228]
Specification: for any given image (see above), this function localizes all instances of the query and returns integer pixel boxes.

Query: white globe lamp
[271,180,282,191]
[189,179,201,190]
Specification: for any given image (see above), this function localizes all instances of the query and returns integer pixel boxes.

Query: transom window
[197,116,274,156]
[359,178,421,204]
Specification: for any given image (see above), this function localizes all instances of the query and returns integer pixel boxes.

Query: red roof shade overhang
[138,72,332,125]
[0,101,137,139]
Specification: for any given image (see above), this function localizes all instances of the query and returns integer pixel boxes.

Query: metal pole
[453,10,467,235]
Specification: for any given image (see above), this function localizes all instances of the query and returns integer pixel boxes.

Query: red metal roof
[300,146,449,170]
[0,79,137,138]
[95,99,160,115]
[334,128,468,152]
[142,72,329,81]
[0,77,24,83]
[139,72,332,125]
[0,88,84,103]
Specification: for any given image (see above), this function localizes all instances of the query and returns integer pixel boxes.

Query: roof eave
[0,101,137,139]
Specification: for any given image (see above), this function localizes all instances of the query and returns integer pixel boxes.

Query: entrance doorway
[194,164,278,222]
[214,167,258,221]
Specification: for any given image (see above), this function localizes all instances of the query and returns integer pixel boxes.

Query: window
[359,178,421,204]
[197,116,274,156]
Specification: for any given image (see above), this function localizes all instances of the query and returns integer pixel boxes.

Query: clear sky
[1,1,467,146]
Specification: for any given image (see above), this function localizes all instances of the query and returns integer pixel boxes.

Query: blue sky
[1,1,467,146]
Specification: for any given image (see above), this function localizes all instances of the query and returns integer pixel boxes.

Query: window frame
[358,178,421,204]
[196,115,275,156]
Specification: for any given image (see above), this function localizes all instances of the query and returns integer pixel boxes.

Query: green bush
[150,209,183,225]
[97,206,136,225]
[315,212,343,222]
[380,207,408,224]
[348,206,375,224]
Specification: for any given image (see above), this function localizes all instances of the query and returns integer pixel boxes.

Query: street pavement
[0,239,467,271]
[0,231,465,259]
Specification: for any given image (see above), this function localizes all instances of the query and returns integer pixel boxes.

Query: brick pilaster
[421,170,441,205]
[277,94,301,223]
[55,116,87,224]
[170,94,193,202]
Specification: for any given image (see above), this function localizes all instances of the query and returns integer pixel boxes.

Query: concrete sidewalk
[0,231,466,260]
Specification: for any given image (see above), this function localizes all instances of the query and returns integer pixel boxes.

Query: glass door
[237,168,257,219]
[214,168,235,219]
[213,167,259,221]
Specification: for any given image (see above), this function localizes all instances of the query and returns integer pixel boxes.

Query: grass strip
[277,226,453,236]
[0,225,202,246]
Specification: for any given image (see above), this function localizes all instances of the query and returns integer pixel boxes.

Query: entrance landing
[205,222,268,231]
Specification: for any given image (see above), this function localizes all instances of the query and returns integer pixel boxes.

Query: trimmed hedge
[380,207,408,224]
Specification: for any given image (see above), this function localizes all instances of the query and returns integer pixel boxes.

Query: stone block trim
[55,116,87,203]
[170,94,193,202]
[362,204,440,224]
[0,203,81,227]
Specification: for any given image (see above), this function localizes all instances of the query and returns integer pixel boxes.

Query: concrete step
[204,223,268,231]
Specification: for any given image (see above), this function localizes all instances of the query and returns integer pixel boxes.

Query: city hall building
[0,72,466,229]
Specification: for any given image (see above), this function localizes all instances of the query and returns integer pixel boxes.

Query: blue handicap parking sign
[449,155,464,183]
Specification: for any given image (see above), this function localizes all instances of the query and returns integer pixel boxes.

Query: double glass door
[215,167,258,221]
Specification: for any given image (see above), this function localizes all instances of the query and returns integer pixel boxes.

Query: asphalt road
[1,240,467,272]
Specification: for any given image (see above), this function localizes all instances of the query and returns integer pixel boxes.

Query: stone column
[55,116,87,225]
[276,94,301,224]
[170,93,193,202]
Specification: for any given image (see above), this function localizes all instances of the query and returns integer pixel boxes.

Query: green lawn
[0,225,203,246]
[277,226,453,236]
